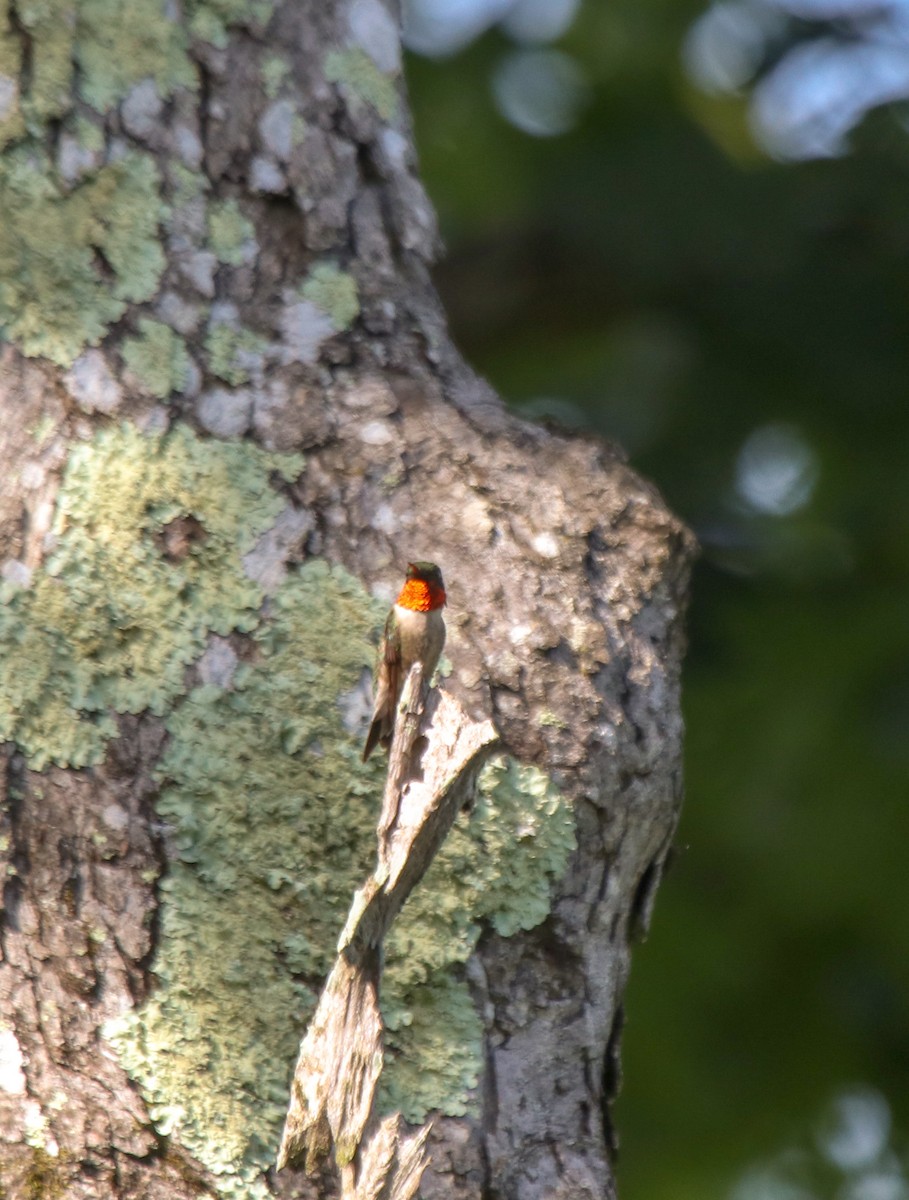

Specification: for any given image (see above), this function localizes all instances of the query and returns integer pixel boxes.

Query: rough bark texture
[0,727,219,1199]
[0,2,696,1199]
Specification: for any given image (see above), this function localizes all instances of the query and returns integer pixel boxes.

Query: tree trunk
[0,2,696,1198]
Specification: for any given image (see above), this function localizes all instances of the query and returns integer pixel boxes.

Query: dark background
[404,2,909,1196]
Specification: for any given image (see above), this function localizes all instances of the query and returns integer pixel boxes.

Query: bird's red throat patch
[396,578,447,612]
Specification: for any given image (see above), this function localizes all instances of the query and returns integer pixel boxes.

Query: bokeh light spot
[816,1087,892,1172]
[403,0,513,58]
[500,0,581,44]
[492,47,588,136]
[841,1169,909,1200]
[729,1164,818,1200]
[735,423,819,515]
[683,2,784,93]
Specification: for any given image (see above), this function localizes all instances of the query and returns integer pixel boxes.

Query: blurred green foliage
[405,2,909,1196]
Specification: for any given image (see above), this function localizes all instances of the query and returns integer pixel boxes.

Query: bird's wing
[362,609,402,762]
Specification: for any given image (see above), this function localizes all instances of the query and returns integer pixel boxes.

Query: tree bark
[0,2,696,1199]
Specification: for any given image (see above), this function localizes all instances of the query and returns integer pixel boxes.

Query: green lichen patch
[84,154,166,299]
[0,148,165,366]
[388,758,576,983]
[0,422,302,769]
[107,562,387,1194]
[11,0,75,128]
[208,197,256,266]
[0,0,192,138]
[301,262,359,332]
[186,0,275,49]
[72,114,105,153]
[205,322,268,385]
[0,35,26,146]
[460,756,577,939]
[76,0,193,113]
[262,53,290,99]
[381,755,576,1117]
[324,48,397,122]
[121,318,191,398]
[169,161,208,208]
[380,974,483,1123]
[7,0,191,128]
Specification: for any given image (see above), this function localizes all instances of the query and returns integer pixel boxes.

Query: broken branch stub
[278,665,499,1193]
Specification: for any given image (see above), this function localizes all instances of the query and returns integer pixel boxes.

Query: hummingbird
[362,561,447,762]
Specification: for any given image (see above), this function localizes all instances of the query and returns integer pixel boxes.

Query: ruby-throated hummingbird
[362,561,447,762]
